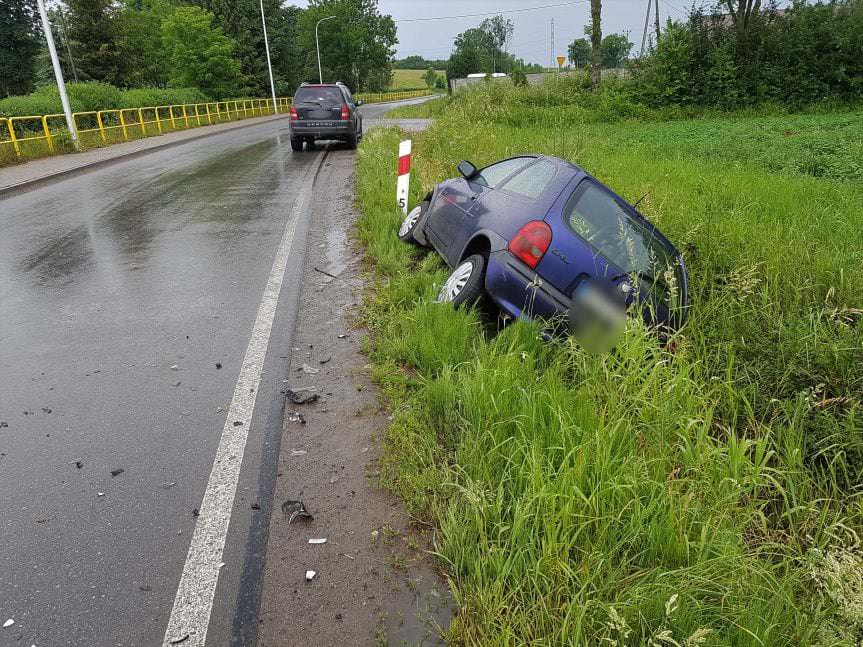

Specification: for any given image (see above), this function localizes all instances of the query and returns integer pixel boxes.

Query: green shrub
[0,83,213,118]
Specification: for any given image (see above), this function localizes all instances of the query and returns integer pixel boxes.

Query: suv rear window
[294,87,344,105]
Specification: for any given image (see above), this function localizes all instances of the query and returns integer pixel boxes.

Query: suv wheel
[290,136,303,152]
[438,255,487,309]
[347,133,358,150]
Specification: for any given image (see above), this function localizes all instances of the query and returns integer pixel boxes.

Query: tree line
[0,0,397,101]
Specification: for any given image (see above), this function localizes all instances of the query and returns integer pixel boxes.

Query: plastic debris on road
[3,619,13,628]
[285,388,318,405]
[286,411,307,424]
[308,538,327,544]
[305,570,317,581]
[281,500,314,524]
[299,363,320,375]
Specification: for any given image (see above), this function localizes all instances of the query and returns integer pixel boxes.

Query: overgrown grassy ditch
[356,80,863,646]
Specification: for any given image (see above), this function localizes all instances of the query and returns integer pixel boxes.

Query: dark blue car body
[412,154,689,329]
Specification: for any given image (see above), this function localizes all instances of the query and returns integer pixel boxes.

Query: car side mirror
[457,160,478,180]
[356,99,364,106]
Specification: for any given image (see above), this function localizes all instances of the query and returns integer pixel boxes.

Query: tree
[422,66,438,89]
[600,33,633,68]
[0,0,42,97]
[479,15,514,73]
[589,0,602,87]
[64,0,121,82]
[296,0,397,91]
[112,0,173,88]
[568,38,591,67]
[447,27,491,79]
[161,6,243,98]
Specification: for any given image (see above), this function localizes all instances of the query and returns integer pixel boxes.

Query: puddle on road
[385,570,454,647]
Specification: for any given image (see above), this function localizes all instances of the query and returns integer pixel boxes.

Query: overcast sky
[291,0,712,66]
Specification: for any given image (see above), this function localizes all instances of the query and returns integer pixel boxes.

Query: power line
[394,0,590,23]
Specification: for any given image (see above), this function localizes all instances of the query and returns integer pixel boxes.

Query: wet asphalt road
[0,99,430,646]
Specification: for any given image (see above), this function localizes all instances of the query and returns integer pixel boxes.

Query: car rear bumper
[290,121,356,139]
[485,250,570,322]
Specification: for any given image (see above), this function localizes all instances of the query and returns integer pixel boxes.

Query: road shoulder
[256,147,451,647]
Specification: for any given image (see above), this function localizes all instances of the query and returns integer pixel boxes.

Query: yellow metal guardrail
[355,89,432,104]
[0,90,432,163]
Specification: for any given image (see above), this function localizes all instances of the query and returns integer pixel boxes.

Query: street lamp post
[316,15,336,84]
[259,0,278,113]
[35,0,79,150]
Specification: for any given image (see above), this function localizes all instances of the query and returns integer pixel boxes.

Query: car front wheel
[398,201,427,246]
[438,254,486,309]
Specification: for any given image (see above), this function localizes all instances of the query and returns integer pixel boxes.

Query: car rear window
[501,160,557,199]
[565,181,684,307]
[294,87,344,105]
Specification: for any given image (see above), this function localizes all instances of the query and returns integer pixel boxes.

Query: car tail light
[290,106,298,121]
[508,221,552,269]
[340,105,350,120]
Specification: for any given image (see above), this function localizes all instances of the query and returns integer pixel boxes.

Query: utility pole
[640,0,651,56]
[654,0,661,43]
[259,0,278,113]
[550,18,555,71]
[36,0,78,150]
[316,15,336,84]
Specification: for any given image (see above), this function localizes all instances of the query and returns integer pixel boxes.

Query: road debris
[313,266,341,280]
[215,363,222,370]
[170,365,179,371]
[285,388,319,405]
[299,363,320,375]
[192,508,199,517]
[286,411,307,425]
[169,633,190,644]
[110,468,124,477]
[305,570,317,581]
[139,585,152,591]
[319,356,332,365]
[161,482,176,489]
[97,492,105,497]
[282,500,314,524]
[171,381,181,387]
[308,538,327,544]
[74,460,83,469]
[251,503,261,510]
[337,334,347,339]
[3,619,13,628]
[232,421,243,427]
[290,450,307,457]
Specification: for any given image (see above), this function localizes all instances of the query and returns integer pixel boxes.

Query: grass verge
[355,81,863,645]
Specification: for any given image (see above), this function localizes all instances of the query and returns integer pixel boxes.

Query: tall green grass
[355,79,863,645]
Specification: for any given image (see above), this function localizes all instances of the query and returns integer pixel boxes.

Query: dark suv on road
[289,82,364,151]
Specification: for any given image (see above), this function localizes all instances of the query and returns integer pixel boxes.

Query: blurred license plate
[569,281,626,354]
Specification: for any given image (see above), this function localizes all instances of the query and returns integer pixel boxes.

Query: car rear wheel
[290,137,303,152]
[438,254,486,309]
[347,133,358,149]
[398,201,428,246]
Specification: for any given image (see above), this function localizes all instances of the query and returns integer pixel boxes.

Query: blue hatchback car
[398,155,689,336]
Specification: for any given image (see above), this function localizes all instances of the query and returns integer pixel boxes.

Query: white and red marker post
[396,139,412,214]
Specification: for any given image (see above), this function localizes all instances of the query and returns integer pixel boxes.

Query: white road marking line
[162,150,325,647]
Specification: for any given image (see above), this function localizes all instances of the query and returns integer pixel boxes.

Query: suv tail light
[340,104,350,120]
[508,221,552,269]
[290,106,298,121]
